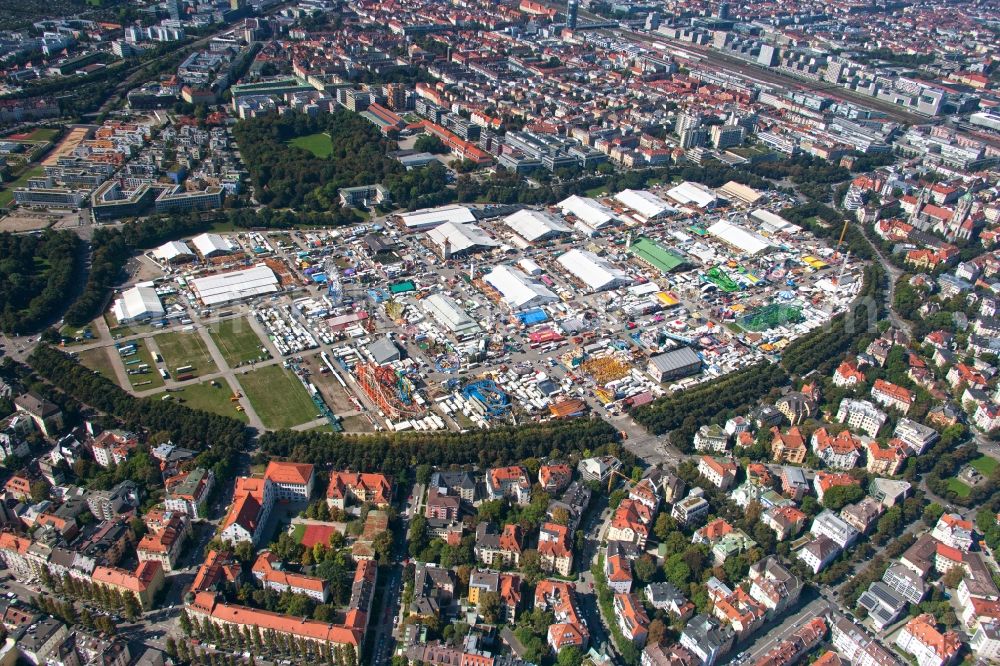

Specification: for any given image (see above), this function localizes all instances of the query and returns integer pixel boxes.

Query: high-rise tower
[566,0,579,30]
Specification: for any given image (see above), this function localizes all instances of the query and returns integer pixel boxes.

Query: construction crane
[837,219,849,249]
[607,468,639,493]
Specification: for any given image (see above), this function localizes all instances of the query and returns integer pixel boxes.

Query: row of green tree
[28,345,248,480]
[630,361,789,442]
[255,417,622,477]
[0,230,80,333]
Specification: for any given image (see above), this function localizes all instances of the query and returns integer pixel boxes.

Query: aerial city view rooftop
[0,0,998,665]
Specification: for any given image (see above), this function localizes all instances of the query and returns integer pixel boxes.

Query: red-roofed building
[535,580,589,653]
[771,427,807,464]
[538,464,572,494]
[221,476,273,546]
[538,522,574,576]
[866,440,908,476]
[253,551,329,602]
[0,532,34,580]
[833,361,866,388]
[136,510,190,571]
[326,471,392,510]
[265,461,315,501]
[190,550,242,595]
[92,560,165,610]
[871,379,914,414]
[813,472,859,504]
[812,428,862,470]
[614,592,650,646]
[693,518,734,545]
[895,614,961,666]
[607,498,654,547]
[486,466,531,505]
[698,456,738,490]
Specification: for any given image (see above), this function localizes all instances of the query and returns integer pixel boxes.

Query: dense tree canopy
[0,230,80,333]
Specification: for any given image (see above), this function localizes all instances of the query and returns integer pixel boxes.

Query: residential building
[607,498,654,547]
[220,476,273,546]
[894,418,940,455]
[252,551,329,602]
[833,361,865,387]
[796,535,840,574]
[932,513,976,552]
[92,560,165,610]
[164,468,214,517]
[614,593,650,647]
[882,563,928,604]
[672,494,710,525]
[136,510,190,571]
[871,379,914,414]
[895,614,961,666]
[762,506,807,541]
[538,522,573,576]
[970,621,1000,661]
[858,582,907,631]
[694,424,729,452]
[14,392,63,437]
[830,615,901,666]
[535,580,589,653]
[577,456,622,483]
[642,643,700,666]
[645,582,692,618]
[679,613,734,666]
[605,541,634,594]
[628,478,661,512]
[814,472,859,504]
[811,510,861,549]
[698,456,737,490]
[326,472,393,510]
[486,466,532,505]
[771,426,807,464]
[429,471,477,503]
[474,523,523,568]
[812,428,862,469]
[748,556,802,617]
[538,464,573,493]
[840,498,884,534]
[836,399,887,437]
[866,441,908,476]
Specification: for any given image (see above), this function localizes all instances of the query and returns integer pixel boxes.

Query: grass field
[77,347,116,382]
[288,132,332,158]
[22,128,60,142]
[971,456,999,476]
[208,318,266,367]
[947,478,972,498]
[154,330,218,376]
[119,342,164,390]
[0,165,44,207]
[60,322,100,345]
[157,381,248,422]
[290,523,306,543]
[238,365,318,429]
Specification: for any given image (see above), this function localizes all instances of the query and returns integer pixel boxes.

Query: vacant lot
[288,132,332,158]
[309,369,358,414]
[208,318,266,367]
[158,381,248,423]
[77,347,116,382]
[154,330,218,376]
[238,365,317,429]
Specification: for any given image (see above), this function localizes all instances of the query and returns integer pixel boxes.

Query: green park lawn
[237,364,318,429]
[158,381,248,422]
[946,478,972,498]
[208,317,267,367]
[0,165,44,207]
[288,132,332,158]
[971,456,999,476]
[154,330,218,376]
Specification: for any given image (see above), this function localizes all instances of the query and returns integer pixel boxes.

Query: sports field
[288,132,332,158]
[293,523,341,548]
[154,330,218,376]
[237,365,318,429]
[157,381,248,422]
[208,317,266,367]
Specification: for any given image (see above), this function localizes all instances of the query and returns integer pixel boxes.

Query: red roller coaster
[354,362,423,420]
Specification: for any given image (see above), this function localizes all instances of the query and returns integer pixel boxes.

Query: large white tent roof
[484,264,558,310]
[614,189,677,219]
[191,233,235,257]
[557,195,619,229]
[665,181,717,208]
[557,248,632,292]
[112,286,165,323]
[502,209,571,242]
[426,221,499,255]
[706,219,773,256]
[399,205,476,230]
[190,264,278,306]
[750,208,802,234]
[152,240,194,262]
